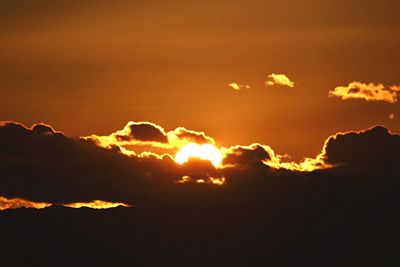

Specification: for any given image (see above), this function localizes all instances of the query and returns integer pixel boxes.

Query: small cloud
[266,73,295,88]
[390,85,400,92]
[122,121,168,143]
[328,82,398,103]
[221,143,274,168]
[389,113,395,120]
[228,82,240,90]
[228,82,250,91]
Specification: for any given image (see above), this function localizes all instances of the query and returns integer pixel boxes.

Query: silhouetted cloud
[222,144,274,168]
[0,121,225,207]
[115,121,168,143]
[168,127,214,145]
[266,73,295,88]
[0,121,160,204]
[329,82,399,103]
[1,120,400,212]
[85,121,215,156]
[320,126,400,170]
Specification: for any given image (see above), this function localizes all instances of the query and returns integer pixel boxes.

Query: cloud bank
[0,120,399,211]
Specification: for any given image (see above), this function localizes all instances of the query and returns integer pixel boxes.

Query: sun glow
[175,143,223,167]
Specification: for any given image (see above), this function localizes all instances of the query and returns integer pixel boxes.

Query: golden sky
[1,0,400,160]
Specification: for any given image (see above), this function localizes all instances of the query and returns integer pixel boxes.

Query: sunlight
[175,143,223,167]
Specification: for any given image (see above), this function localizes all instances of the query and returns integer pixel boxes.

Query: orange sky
[1,0,399,160]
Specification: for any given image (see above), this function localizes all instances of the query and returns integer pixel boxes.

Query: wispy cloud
[329,82,399,103]
[266,73,295,88]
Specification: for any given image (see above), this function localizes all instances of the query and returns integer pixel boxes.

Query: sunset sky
[2,2,400,265]
[1,0,399,161]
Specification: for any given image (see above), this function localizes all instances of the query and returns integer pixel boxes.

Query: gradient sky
[1,0,399,160]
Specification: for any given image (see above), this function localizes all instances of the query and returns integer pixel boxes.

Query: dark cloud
[116,121,168,143]
[1,121,400,266]
[178,158,219,179]
[31,123,55,134]
[0,121,158,204]
[1,120,400,211]
[322,126,400,170]
[222,144,272,168]
[172,127,214,144]
[0,121,224,206]
[86,122,216,157]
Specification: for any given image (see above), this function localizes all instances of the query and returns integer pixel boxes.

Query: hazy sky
[1,0,399,159]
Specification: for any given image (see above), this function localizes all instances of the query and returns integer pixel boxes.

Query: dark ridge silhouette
[1,181,399,267]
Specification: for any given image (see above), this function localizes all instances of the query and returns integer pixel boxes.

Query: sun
[175,143,223,168]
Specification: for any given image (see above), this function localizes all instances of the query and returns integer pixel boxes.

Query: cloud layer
[0,120,399,210]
